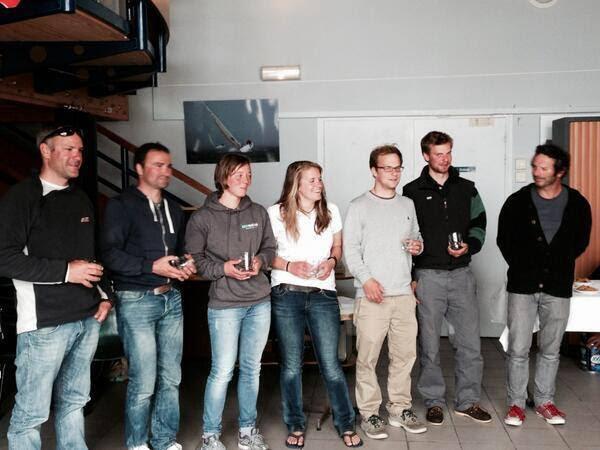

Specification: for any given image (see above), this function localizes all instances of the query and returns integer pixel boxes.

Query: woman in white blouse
[268,161,362,449]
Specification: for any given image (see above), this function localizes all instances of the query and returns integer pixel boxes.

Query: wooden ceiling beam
[0,74,128,120]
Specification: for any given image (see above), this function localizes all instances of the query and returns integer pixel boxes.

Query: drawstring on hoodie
[163,198,175,234]
[147,197,175,234]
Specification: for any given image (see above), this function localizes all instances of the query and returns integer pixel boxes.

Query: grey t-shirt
[531,185,568,244]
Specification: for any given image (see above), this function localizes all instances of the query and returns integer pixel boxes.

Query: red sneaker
[504,405,526,426]
[535,402,566,425]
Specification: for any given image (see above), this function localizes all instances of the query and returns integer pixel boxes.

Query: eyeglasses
[40,126,82,144]
[376,165,404,173]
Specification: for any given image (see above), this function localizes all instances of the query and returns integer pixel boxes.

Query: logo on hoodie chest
[241,223,259,231]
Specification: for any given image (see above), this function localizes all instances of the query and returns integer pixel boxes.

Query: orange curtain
[569,121,600,278]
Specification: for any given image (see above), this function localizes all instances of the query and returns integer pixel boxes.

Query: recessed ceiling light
[529,0,558,8]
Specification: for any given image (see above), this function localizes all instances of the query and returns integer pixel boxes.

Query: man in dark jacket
[0,124,113,449]
[100,143,195,450]
[403,131,491,426]
[497,143,591,427]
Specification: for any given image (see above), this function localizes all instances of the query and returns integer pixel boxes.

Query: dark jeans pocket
[320,289,338,300]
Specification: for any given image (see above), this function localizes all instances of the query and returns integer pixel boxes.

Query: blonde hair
[276,161,331,241]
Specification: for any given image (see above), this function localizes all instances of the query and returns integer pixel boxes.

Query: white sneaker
[201,434,226,450]
[360,414,388,439]
[129,446,150,450]
[238,427,269,450]
[388,409,427,434]
[166,443,183,450]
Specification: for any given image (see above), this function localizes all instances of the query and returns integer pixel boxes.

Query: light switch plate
[515,170,528,183]
[515,158,528,170]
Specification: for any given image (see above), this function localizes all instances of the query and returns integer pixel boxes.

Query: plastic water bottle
[580,333,600,373]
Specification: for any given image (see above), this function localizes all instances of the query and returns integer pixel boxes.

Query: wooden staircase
[0,0,171,121]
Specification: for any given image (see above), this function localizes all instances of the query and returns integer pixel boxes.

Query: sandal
[285,431,305,449]
[341,431,363,448]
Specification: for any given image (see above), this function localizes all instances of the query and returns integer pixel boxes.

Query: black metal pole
[120,146,129,189]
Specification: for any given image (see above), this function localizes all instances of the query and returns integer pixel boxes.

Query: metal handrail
[97,148,192,207]
[96,123,212,196]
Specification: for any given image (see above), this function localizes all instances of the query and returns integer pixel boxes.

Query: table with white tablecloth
[499,281,600,351]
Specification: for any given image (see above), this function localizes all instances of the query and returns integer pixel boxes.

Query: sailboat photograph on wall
[183,99,280,163]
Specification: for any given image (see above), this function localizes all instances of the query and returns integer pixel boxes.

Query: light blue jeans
[506,292,570,408]
[203,300,271,434]
[8,316,100,450]
[117,288,183,450]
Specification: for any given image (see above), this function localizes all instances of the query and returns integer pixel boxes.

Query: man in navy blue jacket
[498,143,591,427]
[101,143,195,450]
[0,124,114,450]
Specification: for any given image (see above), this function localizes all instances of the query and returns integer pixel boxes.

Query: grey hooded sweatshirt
[185,192,276,309]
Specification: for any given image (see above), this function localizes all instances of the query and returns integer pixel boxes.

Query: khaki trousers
[354,294,418,418]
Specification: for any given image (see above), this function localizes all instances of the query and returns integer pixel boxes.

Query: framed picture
[184,99,279,163]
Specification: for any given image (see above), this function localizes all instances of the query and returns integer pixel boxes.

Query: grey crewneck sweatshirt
[343,191,421,298]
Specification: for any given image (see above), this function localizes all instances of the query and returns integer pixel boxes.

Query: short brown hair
[214,154,251,193]
[421,131,453,154]
[369,144,403,169]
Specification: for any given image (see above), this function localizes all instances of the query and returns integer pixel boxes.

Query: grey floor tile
[407,442,461,450]
[556,427,600,448]
[2,337,600,449]
[514,445,568,450]
[505,425,567,447]
[461,443,515,450]
[405,424,459,444]
[455,424,512,445]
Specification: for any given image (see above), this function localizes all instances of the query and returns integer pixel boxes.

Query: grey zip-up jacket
[185,192,276,308]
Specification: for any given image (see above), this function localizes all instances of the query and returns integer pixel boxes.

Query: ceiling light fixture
[260,65,301,81]
[529,0,558,8]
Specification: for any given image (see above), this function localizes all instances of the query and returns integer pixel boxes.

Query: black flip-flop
[285,431,305,449]
[341,431,363,448]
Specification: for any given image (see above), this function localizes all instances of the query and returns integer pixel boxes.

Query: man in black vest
[403,131,491,426]
[497,143,591,427]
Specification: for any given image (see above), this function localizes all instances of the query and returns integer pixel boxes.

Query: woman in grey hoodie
[185,154,276,450]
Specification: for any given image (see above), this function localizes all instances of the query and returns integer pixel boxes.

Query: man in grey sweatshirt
[343,145,426,440]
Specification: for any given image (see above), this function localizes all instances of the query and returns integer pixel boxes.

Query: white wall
[99,1,600,336]
[104,0,600,206]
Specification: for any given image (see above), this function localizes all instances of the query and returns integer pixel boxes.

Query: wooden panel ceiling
[0,10,128,42]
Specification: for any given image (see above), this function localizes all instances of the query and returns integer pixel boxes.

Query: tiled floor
[1,338,600,449]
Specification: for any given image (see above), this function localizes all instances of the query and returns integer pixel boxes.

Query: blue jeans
[203,300,271,434]
[415,267,484,410]
[8,316,100,450]
[506,292,570,408]
[271,286,355,435]
[117,288,183,450]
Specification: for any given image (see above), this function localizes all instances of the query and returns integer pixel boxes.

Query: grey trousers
[506,292,570,408]
[415,267,484,410]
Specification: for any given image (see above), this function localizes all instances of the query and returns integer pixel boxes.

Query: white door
[413,117,509,336]
[321,117,414,219]
[322,115,509,336]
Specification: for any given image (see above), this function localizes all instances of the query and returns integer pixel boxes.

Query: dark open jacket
[403,166,486,270]
[100,186,186,291]
[497,184,591,298]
